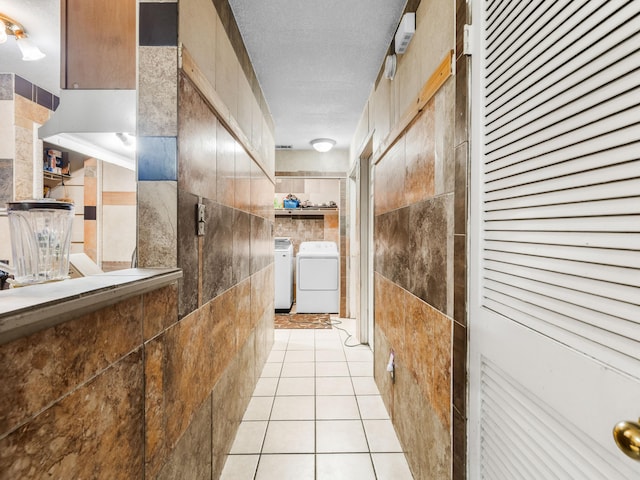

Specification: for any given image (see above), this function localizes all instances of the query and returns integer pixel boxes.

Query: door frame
[467,0,485,475]
[349,135,375,346]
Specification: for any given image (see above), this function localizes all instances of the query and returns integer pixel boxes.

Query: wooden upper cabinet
[62,0,136,89]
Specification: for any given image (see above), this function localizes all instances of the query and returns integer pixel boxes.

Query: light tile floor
[220,320,414,480]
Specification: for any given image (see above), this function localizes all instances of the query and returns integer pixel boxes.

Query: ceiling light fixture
[310,138,336,153]
[0,13,45,61]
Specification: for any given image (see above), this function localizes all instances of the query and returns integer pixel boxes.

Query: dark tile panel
[178,74,217,199]
[454,142,468,235]
[178,190,200,318]
[408,197,449,313]
[453,406,467,480]
[0,350,144,478]
[84,205,97,220]
[454,234,467,326]
[233,209,251,283]
[0,159,13,204]
[452,321,467,416]
[14,75,32,101]
[138,136,178,181]
[375,207,410,290]
[250,214,271,275]
[139,2,178,46]
[454,55,470,148]
[157,396,212,480]
[0,74,13,100]
[0,296,143,436]
[35,86,53,110]
[202,200,234,303]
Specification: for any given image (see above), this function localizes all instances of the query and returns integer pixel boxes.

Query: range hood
[39,90,136,171]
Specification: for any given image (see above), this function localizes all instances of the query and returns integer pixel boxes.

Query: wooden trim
[373,50,454,165]
[180,45,276,185]
[103,191,136,206]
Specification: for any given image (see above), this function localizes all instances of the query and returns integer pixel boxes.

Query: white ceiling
[1,0,407,152]
[229,0,406,150]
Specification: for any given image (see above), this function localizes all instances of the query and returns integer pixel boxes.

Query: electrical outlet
[387,351,395,384]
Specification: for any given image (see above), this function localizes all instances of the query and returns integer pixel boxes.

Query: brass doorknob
[613,419,640,461]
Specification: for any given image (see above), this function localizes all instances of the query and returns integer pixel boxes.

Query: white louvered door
[469,1,640,478]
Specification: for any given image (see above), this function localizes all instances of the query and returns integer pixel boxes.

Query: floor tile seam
[256,374,281,458]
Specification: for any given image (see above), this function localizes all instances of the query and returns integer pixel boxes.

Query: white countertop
[0,268,182,345]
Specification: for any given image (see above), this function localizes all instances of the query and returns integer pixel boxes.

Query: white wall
[101,161,136,265]
[276,149,349,174]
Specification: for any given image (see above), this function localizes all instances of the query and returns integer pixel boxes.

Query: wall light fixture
[310,138,336,153]
[0,13,45,61]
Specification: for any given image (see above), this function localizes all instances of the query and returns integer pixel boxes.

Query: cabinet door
[64,0,135,89]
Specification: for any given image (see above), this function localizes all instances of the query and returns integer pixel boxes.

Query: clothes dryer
[296,241,339,313]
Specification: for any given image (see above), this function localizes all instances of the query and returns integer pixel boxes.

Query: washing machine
[296,241,339,313]
[274,237,294,311]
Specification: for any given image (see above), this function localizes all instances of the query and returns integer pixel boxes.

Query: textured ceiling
[1,0,407,152]
[229,0,406,150]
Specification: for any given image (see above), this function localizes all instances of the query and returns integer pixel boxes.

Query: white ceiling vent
[394,12,415,54]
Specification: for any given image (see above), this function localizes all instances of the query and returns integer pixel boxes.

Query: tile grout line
[254,330,288,479]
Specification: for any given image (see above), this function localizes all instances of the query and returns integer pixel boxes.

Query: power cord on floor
[321,318,364,348]
[276,312,366,348]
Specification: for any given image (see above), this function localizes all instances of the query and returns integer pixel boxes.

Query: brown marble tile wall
[202,200,234,303]
[134,2,274,479]
[0,296,143,435]
[177,189,200,317]
[373,274,453,479]
[156,395,212,480]
[274,216,325,255]
[177,74,217,201]
[374,76,458,479]
[233,209,252,283]
[158,40,274,480]
[0,286,182,479]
